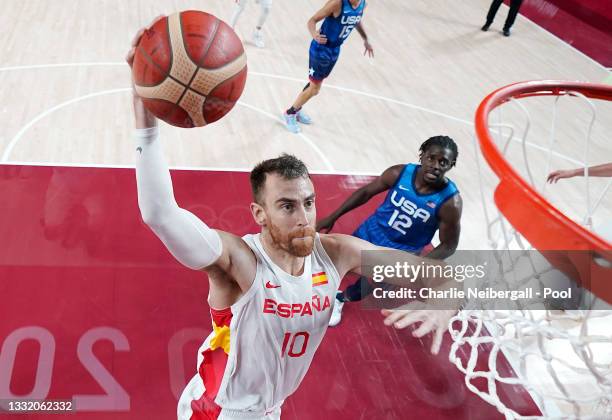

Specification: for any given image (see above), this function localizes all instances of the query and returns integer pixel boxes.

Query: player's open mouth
[425,171,439,181]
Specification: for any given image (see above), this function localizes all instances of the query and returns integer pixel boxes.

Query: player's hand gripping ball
[131,11,247,128]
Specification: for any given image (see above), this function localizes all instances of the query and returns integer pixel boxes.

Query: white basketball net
[448,86,612,419]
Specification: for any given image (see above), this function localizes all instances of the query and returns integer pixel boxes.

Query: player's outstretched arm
[127,21,251,278]
[132,123,223,270]
[547,163,612,183]
[355,22,373,57]
[321,233,461,354]
[316,164,403,232]
[321,233,450,289]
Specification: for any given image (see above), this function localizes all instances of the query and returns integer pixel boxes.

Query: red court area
[0,165,540,419]
[518,0,612,67]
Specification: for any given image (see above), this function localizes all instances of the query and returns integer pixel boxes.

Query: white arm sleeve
[134,127,222,269]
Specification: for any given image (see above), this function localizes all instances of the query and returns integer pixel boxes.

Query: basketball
[132,10,247,128]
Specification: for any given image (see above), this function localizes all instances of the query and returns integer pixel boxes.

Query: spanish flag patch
[312,271,328,286]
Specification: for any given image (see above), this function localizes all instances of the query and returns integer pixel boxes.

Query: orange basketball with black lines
[132,11,247,128]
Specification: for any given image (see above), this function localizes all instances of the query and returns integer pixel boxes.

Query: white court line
[1,62,471,167]
[0,160,379,176]
[0,62,473,124]
[1,88,131,163]
[249,72,474,126]
[0,84,334,170]
[0,62,589,168]
[236,101,335,171]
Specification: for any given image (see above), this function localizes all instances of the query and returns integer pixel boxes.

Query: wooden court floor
[1,1,611,419]
[1,0,610,250]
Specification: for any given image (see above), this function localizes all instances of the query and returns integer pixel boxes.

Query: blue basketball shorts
[308,41,341,82]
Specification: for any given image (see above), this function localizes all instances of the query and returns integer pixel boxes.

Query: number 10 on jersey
[281,332,310,358]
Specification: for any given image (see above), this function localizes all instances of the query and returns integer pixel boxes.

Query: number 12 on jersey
[388,209,412,235]
[281,332,310,358]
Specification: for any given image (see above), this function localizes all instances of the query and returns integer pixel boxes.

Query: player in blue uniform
[317,136,463,326]
[283,0,373,133]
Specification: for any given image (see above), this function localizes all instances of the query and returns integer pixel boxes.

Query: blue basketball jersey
[319,0,366,48]
[354,164,459,253]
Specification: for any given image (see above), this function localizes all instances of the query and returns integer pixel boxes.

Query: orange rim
[475,80,612,251]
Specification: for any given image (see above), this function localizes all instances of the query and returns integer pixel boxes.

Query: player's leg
[283,82,318,133]
[329,224,375,327]
[287,81,320,117]
[330,221,427,327]
[502,0,523,36]
[331,276,398,327]
[283,44,338,133]
[253,0,272,48]
[329,276,372,327]
[229,0,247,29]
[482,0,503,31]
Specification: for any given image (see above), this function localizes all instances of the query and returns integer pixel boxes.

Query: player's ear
[250,202,267,226]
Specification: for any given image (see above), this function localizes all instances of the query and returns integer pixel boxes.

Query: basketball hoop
[449,81,612,419]
[476,80,611,302]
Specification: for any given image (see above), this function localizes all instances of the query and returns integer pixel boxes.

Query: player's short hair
[419,135,459,167]
[250,154,310,204]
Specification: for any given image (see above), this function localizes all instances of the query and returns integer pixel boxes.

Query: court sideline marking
[0,63,584,168]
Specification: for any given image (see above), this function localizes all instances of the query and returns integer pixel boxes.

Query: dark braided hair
[418,136,458,167]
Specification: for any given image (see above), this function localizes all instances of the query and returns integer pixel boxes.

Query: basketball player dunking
[283,0,373,133]
[128,22,455,420]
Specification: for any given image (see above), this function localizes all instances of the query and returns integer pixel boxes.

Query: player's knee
[310,82,322,95]
[261,4,272,13]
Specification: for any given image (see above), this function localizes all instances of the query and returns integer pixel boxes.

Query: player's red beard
[268,222,316,257]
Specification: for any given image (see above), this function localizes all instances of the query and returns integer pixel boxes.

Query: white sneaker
[328,297,345,327]
[283,112,301,133]
[296,109,312,125]
[253,29,265,48]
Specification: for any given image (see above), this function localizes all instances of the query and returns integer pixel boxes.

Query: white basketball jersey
[179,233,340,419]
